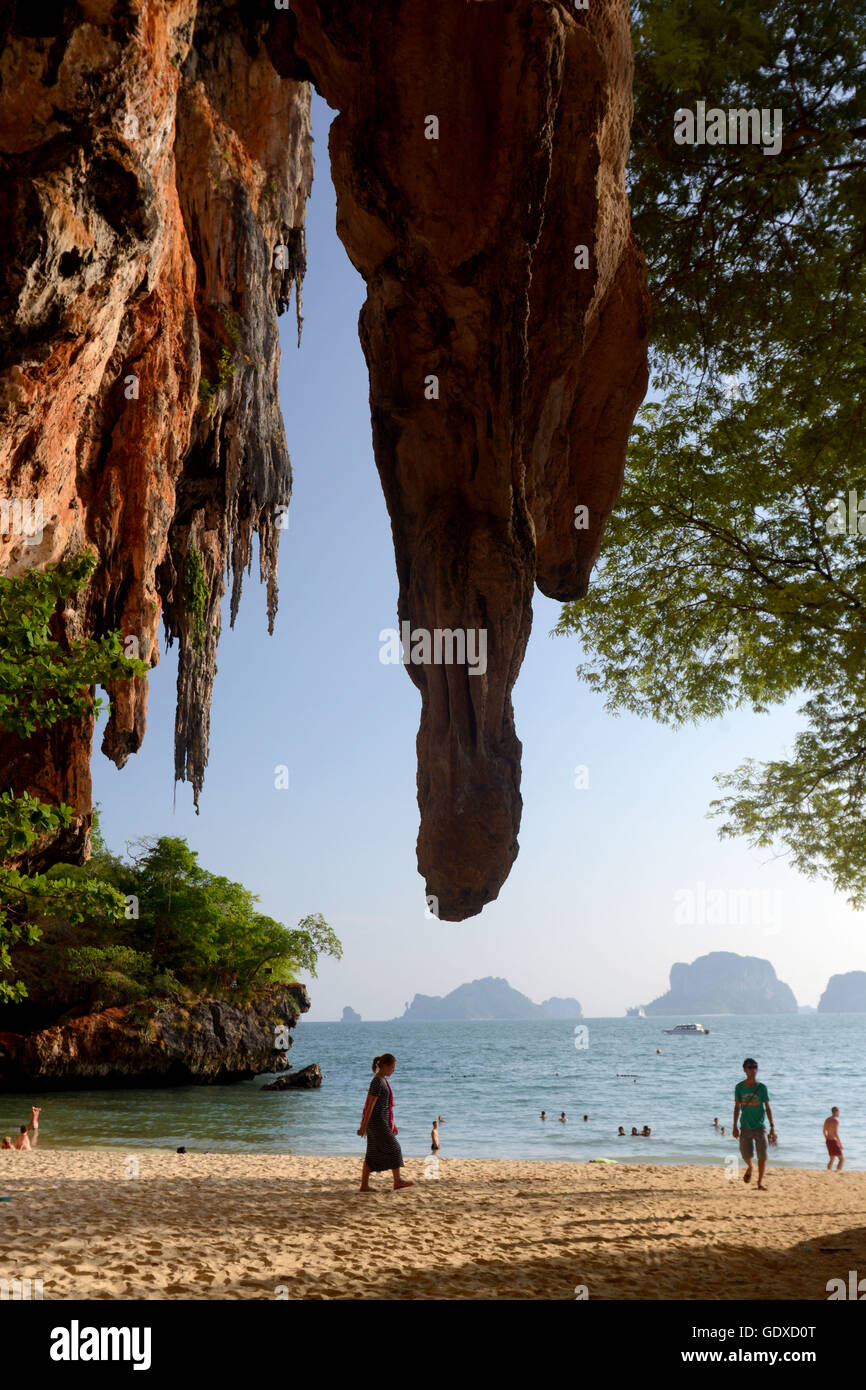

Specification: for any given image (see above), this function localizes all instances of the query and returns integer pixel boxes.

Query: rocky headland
[0,983,309,1090]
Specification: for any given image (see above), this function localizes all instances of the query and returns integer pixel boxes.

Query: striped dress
[364,1074,403,1172]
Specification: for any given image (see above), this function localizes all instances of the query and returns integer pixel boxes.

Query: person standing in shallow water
[357,1054,414,1193]
[823,1107,843,1170]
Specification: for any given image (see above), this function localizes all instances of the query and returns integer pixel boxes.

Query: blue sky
[93,96,864,1020]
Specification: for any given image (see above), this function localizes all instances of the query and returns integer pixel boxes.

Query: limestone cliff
[1,1,649,918]
[818,972,866,1013]
[0,983,309,1089]
[0,0,312,860]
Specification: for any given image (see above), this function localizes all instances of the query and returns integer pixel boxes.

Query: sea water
[1,1014,862,1168]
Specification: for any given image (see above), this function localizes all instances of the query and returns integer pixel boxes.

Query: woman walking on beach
[357,1054,414,1193]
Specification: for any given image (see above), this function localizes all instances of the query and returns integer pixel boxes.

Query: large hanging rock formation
[291,0,650,917]
[0,0,648,919]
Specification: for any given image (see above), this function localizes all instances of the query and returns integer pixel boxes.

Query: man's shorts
[826,1138,842,1158]
[739,1127,768,1162]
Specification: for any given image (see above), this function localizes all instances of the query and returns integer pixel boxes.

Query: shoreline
[2,1144,857,1171]
[2,1151,864,1300]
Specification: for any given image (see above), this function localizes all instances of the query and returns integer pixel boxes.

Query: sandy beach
[2,1151,865,1300]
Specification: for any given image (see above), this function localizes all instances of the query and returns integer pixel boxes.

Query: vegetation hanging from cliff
[557,0,866,903]
[181,544,209,654]
[0,555,147,1001]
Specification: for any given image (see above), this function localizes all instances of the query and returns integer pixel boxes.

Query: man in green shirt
[732,1057,776,1190]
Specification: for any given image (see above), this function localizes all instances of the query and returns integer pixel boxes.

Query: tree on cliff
[70,834,341,994]
[556,2,866,902]
[0,555,147,1001]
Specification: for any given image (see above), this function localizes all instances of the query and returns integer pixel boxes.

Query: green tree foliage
[0,552,147,737]
[0,556,147,1000]
[629,0,865,370]
[76,834,341,995]
[285,914,343,980]
[556,3,866,901]
[66,945,162,1012]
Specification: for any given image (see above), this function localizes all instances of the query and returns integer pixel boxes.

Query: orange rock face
[1,1,648,918]
[0,0,311,858]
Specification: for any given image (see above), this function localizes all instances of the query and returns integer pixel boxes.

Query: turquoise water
[1,1015,862,1168]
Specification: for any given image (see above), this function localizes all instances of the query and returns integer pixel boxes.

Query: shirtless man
[823,1107,843,1171]
[14,1126,30,1151]
[28,1106,40,1148]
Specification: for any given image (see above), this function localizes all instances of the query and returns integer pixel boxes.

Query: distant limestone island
[395,977,582,1022]
[348,960,866,1024]
[636,952,798,1016]
[818,972,866,1012]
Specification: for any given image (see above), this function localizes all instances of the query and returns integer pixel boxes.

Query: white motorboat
[662,1022,711,1035]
